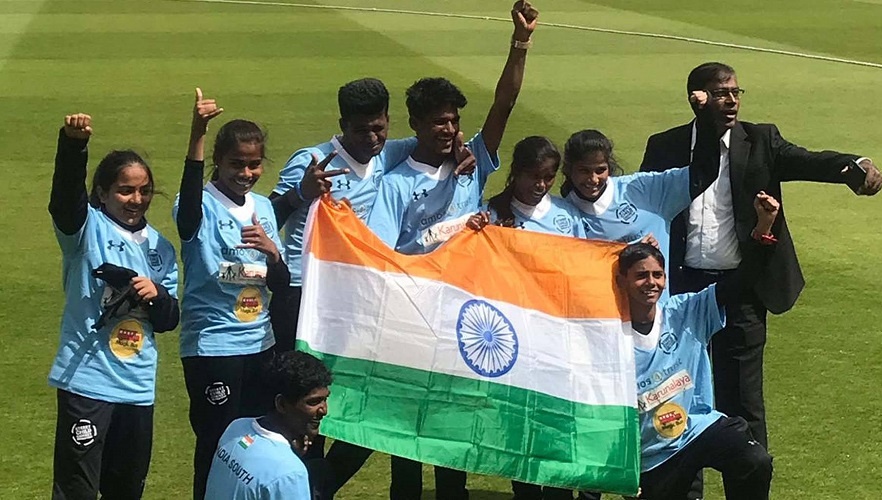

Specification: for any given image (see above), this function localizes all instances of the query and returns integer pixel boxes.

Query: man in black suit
[639,61,881,485]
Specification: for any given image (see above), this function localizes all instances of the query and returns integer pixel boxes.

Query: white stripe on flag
[300,258,637,408]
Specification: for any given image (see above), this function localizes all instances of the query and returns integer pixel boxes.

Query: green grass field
[1,0,881,498]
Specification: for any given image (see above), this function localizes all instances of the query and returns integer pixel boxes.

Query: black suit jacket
[640,121,859,314]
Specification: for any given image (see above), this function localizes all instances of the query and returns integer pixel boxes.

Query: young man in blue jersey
[615,191,780,500]
[366,2,538,498]
[205,351,332,500]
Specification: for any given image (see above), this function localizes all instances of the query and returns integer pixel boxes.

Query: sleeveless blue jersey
[49,206,178,405]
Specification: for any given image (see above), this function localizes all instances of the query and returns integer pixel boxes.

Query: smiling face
[567,150,610,201]
[98,164,153,226]
[281,387,330,441]
[512,157,558,206]
[619,256,667,309]
[410,104,461,156]
[704,75,741,131]
[214,140,264,197]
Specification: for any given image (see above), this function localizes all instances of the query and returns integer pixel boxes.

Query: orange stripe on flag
[307,198,630,320]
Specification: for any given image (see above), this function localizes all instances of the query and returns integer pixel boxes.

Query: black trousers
[182,349,274,500]
[639,416,772,500]
[677,267,769,449]
[324,440,375,495]
[269,285,302,352]
[390,456,468,500]
[512,480,573,499]
[52,390,153,500]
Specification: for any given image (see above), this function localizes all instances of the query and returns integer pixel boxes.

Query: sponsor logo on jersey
[234,286,263,322]
[412,189,429,202]
[205,381,231,405]
[553,214,572,233]
[615,202,639,224]
[71,419,98,446]
[638,369,694,413]
[218,219,236,231]
[653,401,687,439]
[110,319,145,359]
[420,213,471,248]
[106,240,125,252]
[335,179,352,190]
[219,262,268,286]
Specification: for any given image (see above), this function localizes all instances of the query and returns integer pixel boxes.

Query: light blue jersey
[368,132,499,255]
[633,285,725,471]
[49,206,178,405]
[486,194,584,237]
[174,183,281,357]
[568,168,691,300]
[205,418,311,500]
[273,137,417,286]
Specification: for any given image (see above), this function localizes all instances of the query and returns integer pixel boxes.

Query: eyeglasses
[707,88,745,100]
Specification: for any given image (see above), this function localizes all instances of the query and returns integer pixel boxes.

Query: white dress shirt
[684,122,741,270]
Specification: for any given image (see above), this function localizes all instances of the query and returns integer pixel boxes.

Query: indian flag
[297,198,639,494]
[238,434,254,450]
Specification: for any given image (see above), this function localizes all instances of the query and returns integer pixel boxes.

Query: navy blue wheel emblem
[456,300,519,377]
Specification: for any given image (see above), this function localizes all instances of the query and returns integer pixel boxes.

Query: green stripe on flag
[297,341,640,494]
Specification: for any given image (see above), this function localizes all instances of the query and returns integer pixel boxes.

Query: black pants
[182,350,274,500]
[269,285,302,352]
[324,440,375,495]
[512,481,573,499]
[678,267,769,449]
[390,456,468,500]
[52,390,153,500]
[639,416,772,500]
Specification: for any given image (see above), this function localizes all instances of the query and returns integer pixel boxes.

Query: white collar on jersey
[690,120,731,153]
[251,419,291,445]
[405,156,455,181]
[511,193,552,220]
[102,211,149,244]
[567,179,615,216]
[330,136,373,179]
[632,307,663,351]
[205,181,256,222]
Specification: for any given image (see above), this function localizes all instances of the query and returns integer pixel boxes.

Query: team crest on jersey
[371,170,382,188]
[71,419,98,446]
[615,202,638,224]
[659,331,679,354]
[234,286,263,322]
[456,173,475,187]
[218,219,236,231]
[205,381,231,405]
[352,204,369,220]
[259,217,274,238]
[110,319,145,359]
[553,214,572,233]
[147,249,163,271]
[653,401,687,439]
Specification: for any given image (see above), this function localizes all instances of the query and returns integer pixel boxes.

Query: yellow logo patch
[110,319,144,359]
[235,286,263,322]
[653,401,687,439]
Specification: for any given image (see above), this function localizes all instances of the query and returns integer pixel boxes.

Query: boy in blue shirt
[205,351,332,500]
[615,191,779,499]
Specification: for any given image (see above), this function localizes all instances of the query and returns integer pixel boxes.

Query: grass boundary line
[181,0,882,70]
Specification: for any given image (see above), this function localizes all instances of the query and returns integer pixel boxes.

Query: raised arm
[480,1,538,156]
[49,114,93,235]
[688,90,721,199]
[715,191,780,307]
[270,152,343,228]
[177,87,224,241]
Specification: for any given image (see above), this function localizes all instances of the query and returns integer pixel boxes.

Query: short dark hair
[89,150,153,208]
[405,77,467,120]
[211,119,267,168]
[488,136,560,226]
[267,351,333,403]
[687,62,736,93]
[338,78,389,120]
[560,129,624,197]
[618,242,666,276]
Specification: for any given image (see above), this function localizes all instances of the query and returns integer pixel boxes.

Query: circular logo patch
[615,202,639,224]
[456,300,519,377]
[653,401,687,439]
[552,214,573,234]
[205,381,231,405]
[659,331,679,355]
[71,419,98,447]
[235,286,263,322]
[110,319,144,359]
